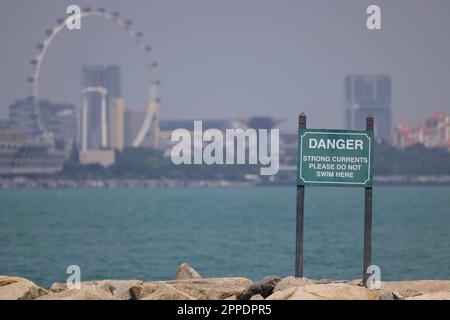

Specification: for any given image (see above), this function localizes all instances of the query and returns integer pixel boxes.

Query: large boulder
[273,276,313,292]
[137,277,253,300]
[267,283,380,300]
[239,275,281,300]
[36,286,119,300]
[176,262,201,280]
[266,287,297,300]
[47,280,143,300]
[0,275,47,300]
[136,282,195,300]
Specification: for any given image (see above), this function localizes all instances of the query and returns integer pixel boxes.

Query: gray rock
[239,275,281,300]
[129,285,143,300]
[379,292,394,300]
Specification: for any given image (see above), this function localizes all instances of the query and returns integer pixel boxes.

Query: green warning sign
[297,129,374,187]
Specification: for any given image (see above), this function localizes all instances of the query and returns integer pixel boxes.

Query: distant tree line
[60,143,450,180]
[374,142,450,175]
[60,145,259,180]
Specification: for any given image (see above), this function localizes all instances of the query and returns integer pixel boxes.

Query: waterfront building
[393,113,450,150]
[9,99,76,153]
[0,131,65,175]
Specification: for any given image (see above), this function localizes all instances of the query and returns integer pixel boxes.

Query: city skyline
[0,0,450,131]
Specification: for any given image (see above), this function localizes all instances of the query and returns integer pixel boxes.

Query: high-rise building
[9,98,42,139]
[39,100,77,151]
[81,65,121,150]
[81,87,107,150]
[82,65,121,99]
[9,99,77,152]
[345,75,392,141]
[109,98,125,151]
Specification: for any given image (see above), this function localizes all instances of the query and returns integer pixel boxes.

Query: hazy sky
[1,0,450,130]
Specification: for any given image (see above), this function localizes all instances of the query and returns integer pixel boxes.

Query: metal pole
[363,115,374,286]
[295,113,306,278]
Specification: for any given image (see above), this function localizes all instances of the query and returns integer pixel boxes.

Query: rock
[88,280,143,300]
[140,282,196,300]
[166,277,252,300]
[380,280,450,298]
[0,275,47,300]
[239,275,281,300]
[0,276,24,287]
[129,285,144,300]
[407,291,450,300]
[37,286,119,300]
[379,292,394,300]
[391,289,422,300]
[131,282,158,300]
[140,277,253,300]
[267,283,380,300]
[49,282,67,293]
[266,287,297,300]
[273,276,313,292]
[312,279,333,284]
[47,280,143,300]
[176,262,201,280]
[346,279,363,286]
[250,294,264,300]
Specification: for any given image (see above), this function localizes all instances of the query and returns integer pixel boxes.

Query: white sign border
[299,131,372,185]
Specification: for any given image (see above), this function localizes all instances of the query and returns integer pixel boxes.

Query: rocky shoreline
[1,263,450,300]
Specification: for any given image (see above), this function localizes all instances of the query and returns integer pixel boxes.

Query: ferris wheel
[28,7,160,147]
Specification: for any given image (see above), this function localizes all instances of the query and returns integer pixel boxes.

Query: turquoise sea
[0,186,449,288]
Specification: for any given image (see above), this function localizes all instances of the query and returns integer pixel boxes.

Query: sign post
[295,113,306,278]
[363,116,374,285]
[295,114,374,286]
